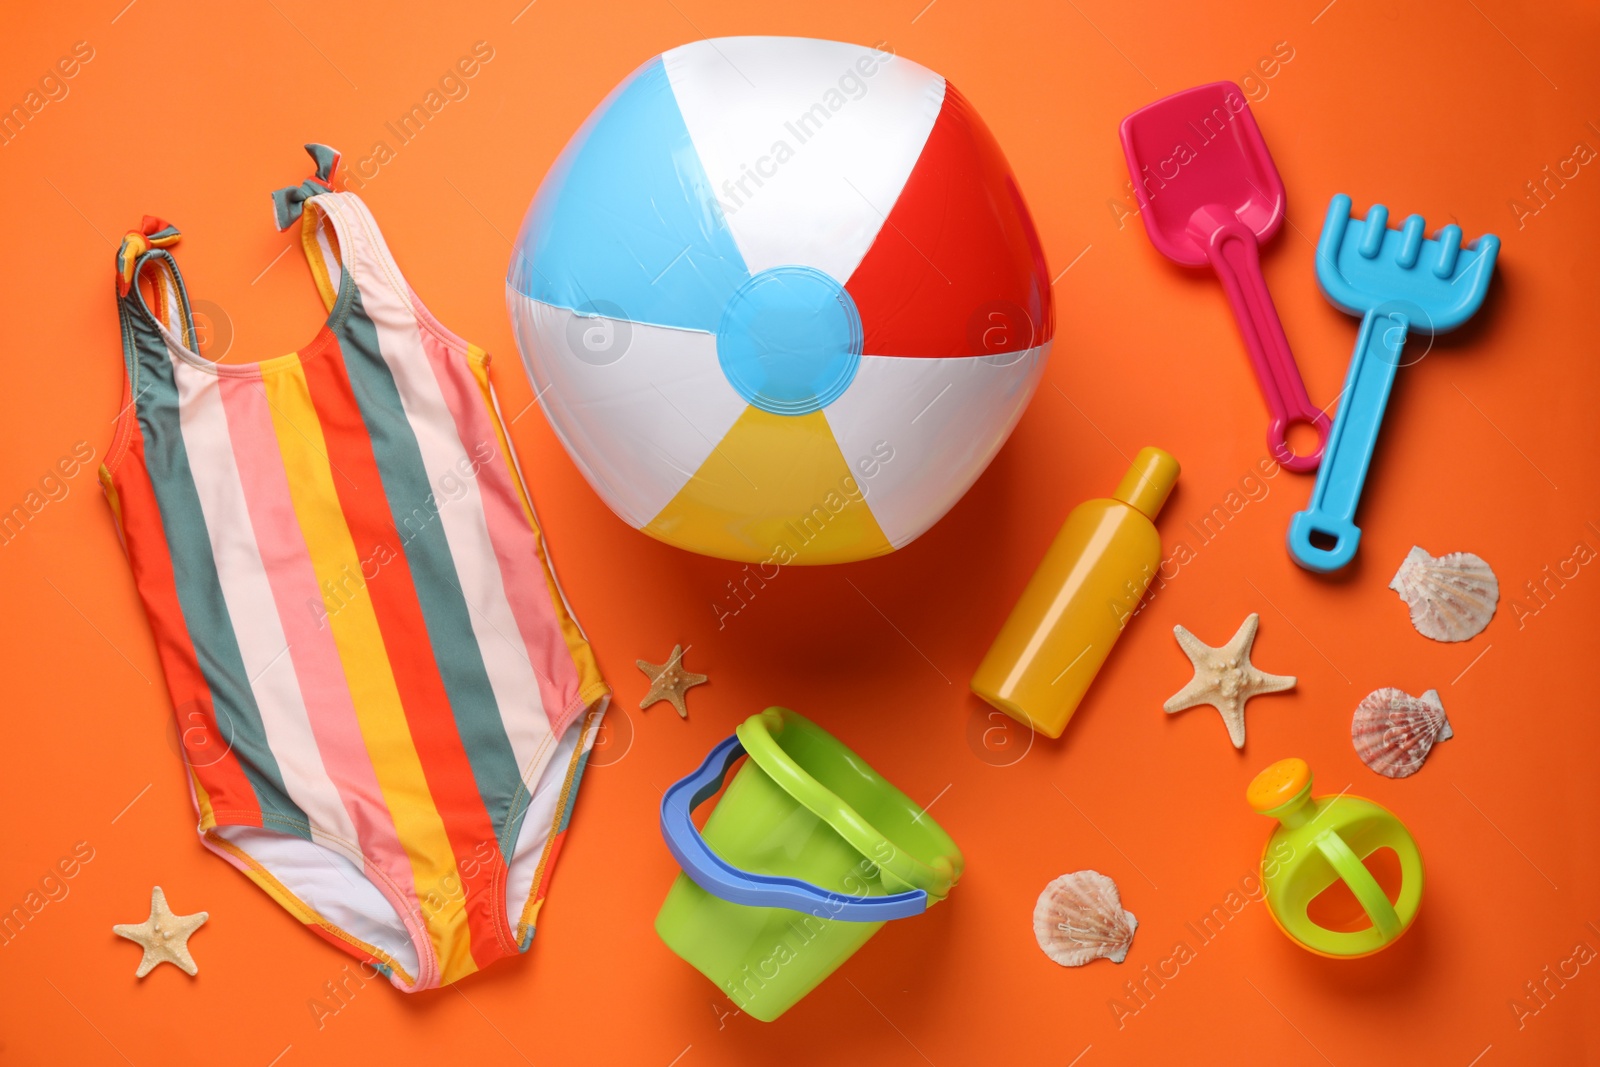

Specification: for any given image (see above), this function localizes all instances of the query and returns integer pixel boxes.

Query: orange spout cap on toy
[1249,757,1424,958]
[971,447,1178,739]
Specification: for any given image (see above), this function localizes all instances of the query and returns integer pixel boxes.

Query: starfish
[637,644,707,719]
[113,886,208,978]
[1163,613,1296,749]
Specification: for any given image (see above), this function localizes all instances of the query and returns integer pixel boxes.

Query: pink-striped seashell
[1351,687,1453,779]
[1032,870,1137,967]
[1389,546,1498,642]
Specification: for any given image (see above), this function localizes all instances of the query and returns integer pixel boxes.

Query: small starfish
[637,644,707,718]
[113,886,208,978]
[1163,613,1295,749]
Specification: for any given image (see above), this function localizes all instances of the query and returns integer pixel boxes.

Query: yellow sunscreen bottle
[971,447,1178,738]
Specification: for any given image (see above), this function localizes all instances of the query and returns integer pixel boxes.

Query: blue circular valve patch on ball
[716,266,863,416]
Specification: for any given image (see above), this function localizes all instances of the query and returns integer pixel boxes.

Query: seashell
[1351,687,1453,779]
[1032,870,1137,967]
[1389,546,1498,642]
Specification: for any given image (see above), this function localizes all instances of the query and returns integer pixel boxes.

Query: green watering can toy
[1248,757,1424,958]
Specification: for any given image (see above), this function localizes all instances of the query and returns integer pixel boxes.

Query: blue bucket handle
[659,732,929,922]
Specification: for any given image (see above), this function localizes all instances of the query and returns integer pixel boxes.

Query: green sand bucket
[655,708,963,1022]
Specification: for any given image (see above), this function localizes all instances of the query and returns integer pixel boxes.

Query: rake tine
[1433,224,1463,278]
[1396,215,1425,268]
[1359,205,1389,256]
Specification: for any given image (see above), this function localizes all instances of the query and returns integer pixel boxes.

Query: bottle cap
[1112,447,1180,519]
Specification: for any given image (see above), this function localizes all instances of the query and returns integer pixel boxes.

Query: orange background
[2,0,1597,1064]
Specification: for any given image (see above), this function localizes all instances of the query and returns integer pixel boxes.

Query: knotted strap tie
[116,216,181,295]
[271,143,342,231]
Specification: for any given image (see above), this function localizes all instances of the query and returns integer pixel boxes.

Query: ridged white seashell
[1032,870,1137,967]
[1351,687,1453,779]
[1389,546,1498,642]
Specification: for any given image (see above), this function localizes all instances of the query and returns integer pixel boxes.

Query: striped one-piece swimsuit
[100,144,609,991]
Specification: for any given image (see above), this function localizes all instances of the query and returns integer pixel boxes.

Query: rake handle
[1205,220,1331,473]
[1287,308,1409,572]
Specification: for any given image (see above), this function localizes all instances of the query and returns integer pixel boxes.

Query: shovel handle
[1288,308,1409,572]
[1206,221,1331,473]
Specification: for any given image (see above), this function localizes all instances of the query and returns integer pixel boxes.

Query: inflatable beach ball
[508,36,1053,564]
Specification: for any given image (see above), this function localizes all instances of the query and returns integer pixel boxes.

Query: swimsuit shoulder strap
[270,143,465,354]
[114,216,196,370]
[106,217,196,477]
[270,143,408,315]
[271,144,352,313]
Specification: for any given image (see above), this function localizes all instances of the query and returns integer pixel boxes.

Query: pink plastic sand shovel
[1121,82,1330,472]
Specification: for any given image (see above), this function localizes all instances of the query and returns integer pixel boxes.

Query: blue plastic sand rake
[1286,195,1499,573]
